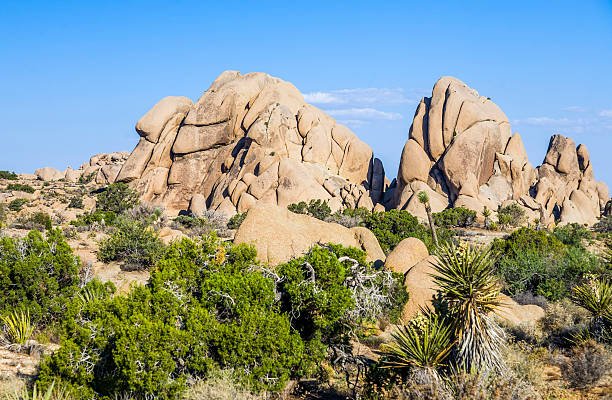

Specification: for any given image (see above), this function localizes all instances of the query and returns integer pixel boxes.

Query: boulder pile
[391,76,609,225]
[34,152,130,184]
[116,71,387,216]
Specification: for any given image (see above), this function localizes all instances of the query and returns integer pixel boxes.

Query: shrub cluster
[0,230,80,325]
[40,236,407,398]
[68,196,84,209]
[432,207,476,228]
[0,171,18,180]
[492,227,608,300]
[362,209,454,253]
[97,216,165,270]
[6,183,35,193]
[288,199,332,220]
[13,211,53,231]
[227,212,247,229]
[95,182,139,214]
[8,198,28,211]
[497,202,526,228]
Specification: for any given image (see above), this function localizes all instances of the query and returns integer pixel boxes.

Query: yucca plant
[380,311,454,375]
[5,380,68,400]
[418,191,438,247]
[76,286,104,306]
[1,310,34,349]
[432,241,506,372]
[572,279,612,341]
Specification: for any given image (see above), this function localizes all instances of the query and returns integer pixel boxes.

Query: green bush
[492,228,606,300]
[97,217,165,270]
[67,196,84,209]
[0,170,18,180]
[40,236,304,398]
[362,209,454,253]
[553,223,592,247]
[497,202,526,228]
[78,171,96,184]
[70,210,117,227]
[288,199,332,221]
[227,212,247,229]
[432,207,476,228]
[0,203,6,228]
[8,198,28,211]
[6,183,35,193]
[40,237,407,399]
[96,182,139,214]
[14,211,53,231]
[0,230,80,325]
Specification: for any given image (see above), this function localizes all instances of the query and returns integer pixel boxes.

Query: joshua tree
[432,242,506,373]
[482,206,491,229]
[418,191,438,247]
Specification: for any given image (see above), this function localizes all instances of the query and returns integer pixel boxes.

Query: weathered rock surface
[384,237,429,275]
[35,152,130,183]
[118,71,385,216]
[391,77,609,226]
[233,204,385,266]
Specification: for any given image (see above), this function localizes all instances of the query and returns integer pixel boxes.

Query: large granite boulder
[233,204,385,266]
[117,71,385,216]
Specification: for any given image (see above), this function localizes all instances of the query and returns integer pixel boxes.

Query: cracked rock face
[392,76,609,225]
[117,71,386,216]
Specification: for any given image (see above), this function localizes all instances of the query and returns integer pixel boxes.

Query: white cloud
[304,87,426,106]
[336,119,369,128]
[513,117,572,126]
[562,106,588,112]
[599,109,612,117]
[327,108,404,121]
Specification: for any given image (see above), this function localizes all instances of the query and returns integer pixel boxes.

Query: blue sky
[1,1,611,185]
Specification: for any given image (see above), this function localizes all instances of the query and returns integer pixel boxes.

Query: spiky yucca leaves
[572,279,612,341]
[432,242,506,372]
[5,380,68,400]
[380,311,454,374]
[1,310,34,348]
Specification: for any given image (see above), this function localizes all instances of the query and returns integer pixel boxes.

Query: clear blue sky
[1,1,611,186]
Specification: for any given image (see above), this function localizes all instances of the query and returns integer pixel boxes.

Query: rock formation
[35,152,130,184]
[392,76,609,225]
[117,71,386,216]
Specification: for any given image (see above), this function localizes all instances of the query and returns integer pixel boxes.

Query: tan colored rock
[384,237,429,275]
[397,139,431,184]
[158,227,188,245]
[402,255,438,321]
[233,204,385,266]
[116,138,155,183]
[136,96,193,143]
[188,194,207,216]
[64,167,82,183]
[350,226,386,267]
[495,294,545,326]
[34,167,64,181]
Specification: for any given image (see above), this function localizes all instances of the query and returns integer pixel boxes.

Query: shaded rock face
[118,71,385,216]
[392,77,609,226]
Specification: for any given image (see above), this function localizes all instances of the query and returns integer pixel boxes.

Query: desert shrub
[13,211,53,231]
[432,207,476,228]
[97,217,165,270]
[497,203,526,228]
[172,211,229,236]
[277,244,408,373]
[288,199,332,221]
[123,202,167,229]
[6,183,35,193]
[593,215,612,234]
[40,236,305,397]
[362,209,454,253]
[0,170,18,180]
[67,196,84,209]
[182,369,265,400]
[512,292,548,309]
[227,212,247,229]
[491,228,604,300]
[8,198,28,211]
[70,210,117,228]
[327,207,371,228]
[560,340,611,388]
[0,230,80,325]
[0,203,6,228]
[553,223,592,247]
[78,171,97,184]
[95,182,139,214]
